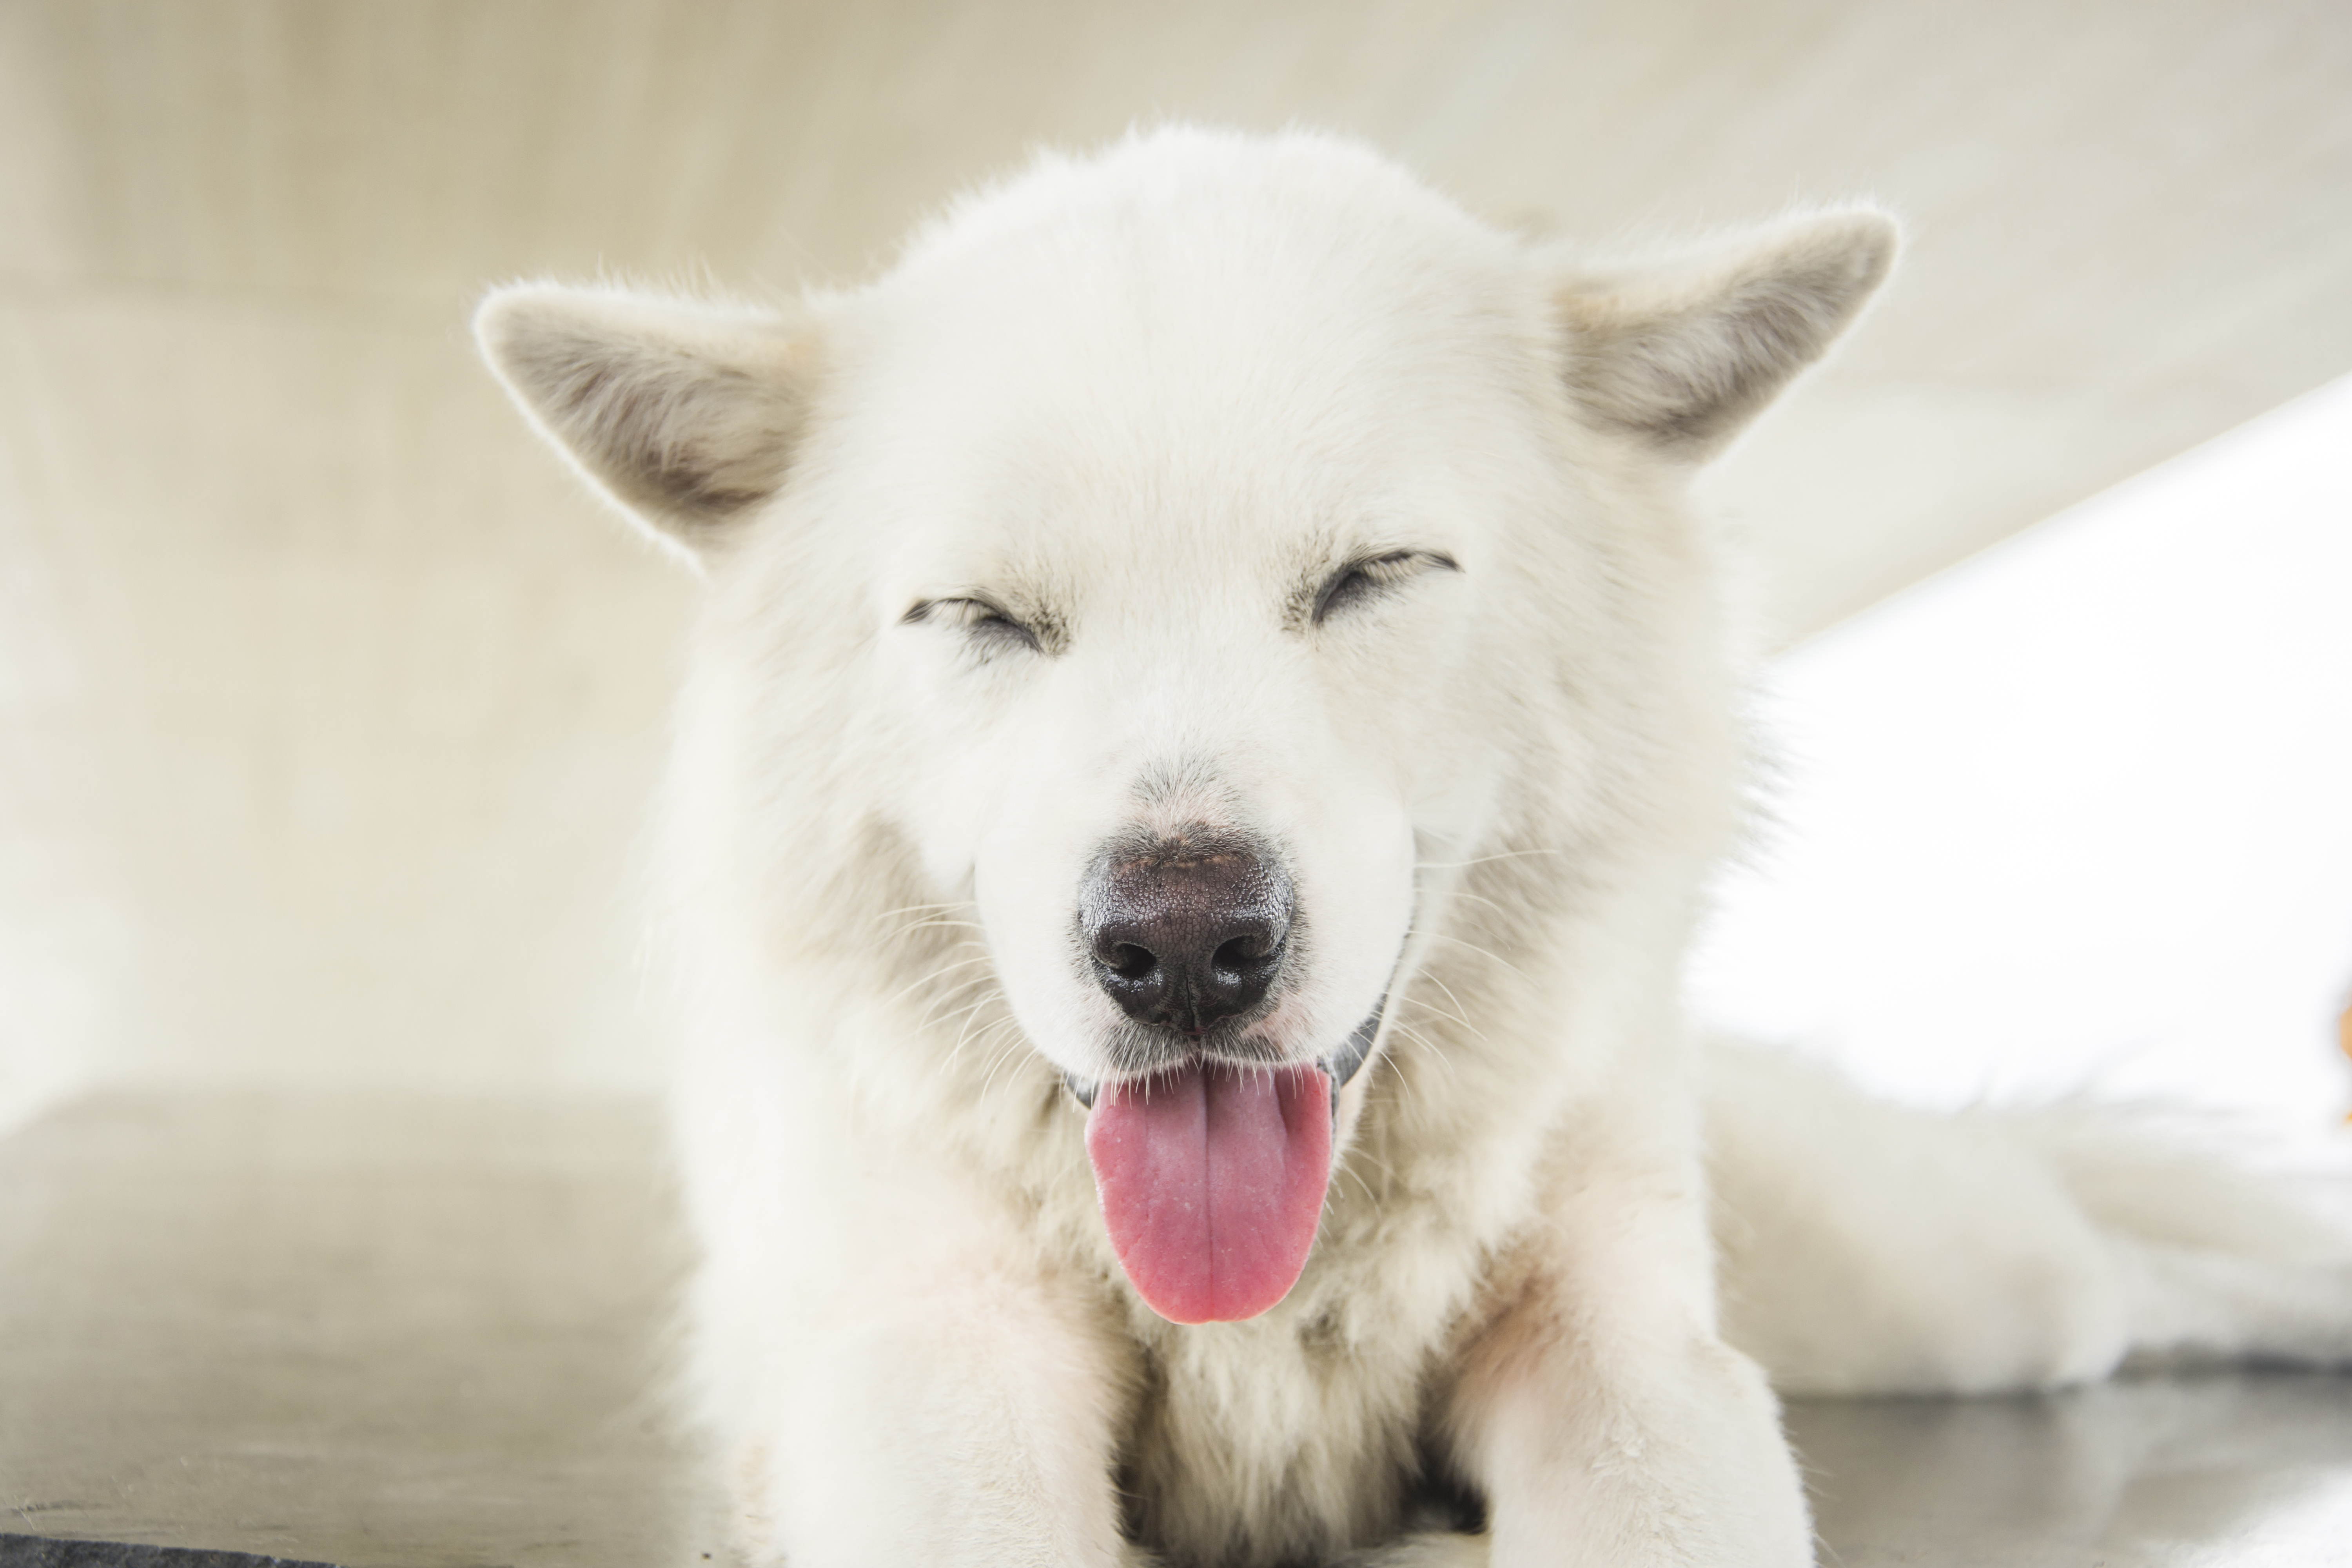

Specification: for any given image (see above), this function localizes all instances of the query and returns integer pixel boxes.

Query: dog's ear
[473,285,817,564]
[1554,207,1899,465]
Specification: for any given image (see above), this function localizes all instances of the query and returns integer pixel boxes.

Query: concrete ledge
[1,1535,340,1568]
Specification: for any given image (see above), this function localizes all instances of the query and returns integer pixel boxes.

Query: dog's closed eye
[904,597,1045,653]
[1312,550,1460,625]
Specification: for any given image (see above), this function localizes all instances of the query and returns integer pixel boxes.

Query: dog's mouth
[1063,998,1385,1325]
[1058,997,1386,1112]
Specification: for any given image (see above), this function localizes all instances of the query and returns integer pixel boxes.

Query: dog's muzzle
[1062,826,1394,1118]
[1062,996,1387,1114]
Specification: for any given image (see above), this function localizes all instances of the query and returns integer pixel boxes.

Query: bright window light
[1689,374,2352,1154]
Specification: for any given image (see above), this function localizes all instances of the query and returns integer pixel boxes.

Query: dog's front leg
[728,1213,1139,1567]
[1441,1192,1813,1568]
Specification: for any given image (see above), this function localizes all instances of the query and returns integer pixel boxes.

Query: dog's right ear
[473,285,817,566]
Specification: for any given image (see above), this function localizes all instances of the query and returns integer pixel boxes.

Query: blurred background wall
[3,0,2349,1126]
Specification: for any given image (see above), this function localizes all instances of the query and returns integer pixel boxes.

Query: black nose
[1080,836,1294,1034]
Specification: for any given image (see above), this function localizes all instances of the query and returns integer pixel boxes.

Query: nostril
[1107,942,1158,980]
[1212,935,1274,973]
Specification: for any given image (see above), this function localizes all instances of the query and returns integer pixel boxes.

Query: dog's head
[477,129,1894,1321]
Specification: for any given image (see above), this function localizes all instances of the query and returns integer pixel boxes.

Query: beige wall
[3,0,2348,1124]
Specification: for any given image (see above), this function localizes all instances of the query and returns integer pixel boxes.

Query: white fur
[474,127,2351,1568]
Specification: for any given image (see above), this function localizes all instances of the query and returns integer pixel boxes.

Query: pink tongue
[1084,1062,1333,1324]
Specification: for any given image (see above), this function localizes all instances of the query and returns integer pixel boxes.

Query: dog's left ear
[473,285,818,566]
[1555,207,1899,465]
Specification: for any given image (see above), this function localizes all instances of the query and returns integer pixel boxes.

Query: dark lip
[1323,996,1386,1089]
[1060,995,1387,1112]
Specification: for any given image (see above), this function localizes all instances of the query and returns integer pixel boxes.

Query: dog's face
[876,479,1454,1103]
[476,129,1895,1320]
[843,246,1547,1107]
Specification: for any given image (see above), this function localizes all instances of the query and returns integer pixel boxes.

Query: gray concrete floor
[4,1096,2349,1568]
[0,1096,718,1568]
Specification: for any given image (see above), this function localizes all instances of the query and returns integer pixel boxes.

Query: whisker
[875,916,991,949]
[921,989,1005,1045]
[882,917,990,941]
[976,1029,1040,1102]
[869,900,978,922]
[883,952,1000,1014]
[1406,928,1535,985]
[1428,885,1513,919]
[868,900,989,945]
[1346,1142,1404,1194]
[932,994,1020,1082]
[1402,977,1490,1046]
[1388,1020,1459,1086]
[1413,847,1564,871]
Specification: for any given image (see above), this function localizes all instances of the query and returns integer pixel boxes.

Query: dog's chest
[1121,1303,1444,1567]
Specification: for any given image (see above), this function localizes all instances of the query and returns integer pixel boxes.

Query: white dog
[475,128,2350,1568]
